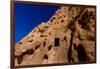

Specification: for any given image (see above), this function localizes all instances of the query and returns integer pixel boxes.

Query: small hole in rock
[31,35,34,37]
[43,54,48,59]
[27,49,34,55]
[64,36,67,41]
[19,42,22,44]
[48,45,52,50]
[28,39,33,42]
[35,45,40,50]
[44,26,48,29]
[43,41,46,47]
[61,20,64,23]
[50,17,56,22]
[49,32,51,35]
[54,38,60,46]
[39,29,45,33]
[40,34,47,37]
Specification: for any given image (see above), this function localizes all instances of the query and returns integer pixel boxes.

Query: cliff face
[15,6,96,66]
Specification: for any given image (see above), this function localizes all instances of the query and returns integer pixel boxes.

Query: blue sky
[14,3,60,43]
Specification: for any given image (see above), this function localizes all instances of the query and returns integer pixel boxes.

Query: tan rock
[15,6,96,66]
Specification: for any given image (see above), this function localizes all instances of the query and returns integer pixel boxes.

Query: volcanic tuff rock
[15,6,96,66]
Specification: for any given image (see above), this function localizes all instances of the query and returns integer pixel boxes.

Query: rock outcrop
[15,6,96,66]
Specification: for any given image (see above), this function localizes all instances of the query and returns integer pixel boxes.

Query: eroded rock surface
[15,6,96,66]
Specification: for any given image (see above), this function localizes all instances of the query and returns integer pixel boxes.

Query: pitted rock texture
[15,6,96,66]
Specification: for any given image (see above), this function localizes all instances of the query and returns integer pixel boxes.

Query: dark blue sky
[14,3,60,43]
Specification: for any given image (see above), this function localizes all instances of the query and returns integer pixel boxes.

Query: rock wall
[15,6,96,66]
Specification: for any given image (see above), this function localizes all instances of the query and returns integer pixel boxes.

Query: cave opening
[77,44,87,62]
[54,38,60,46]
[43,54,48,59]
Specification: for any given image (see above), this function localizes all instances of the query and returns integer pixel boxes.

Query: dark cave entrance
[77,44,87,62]
[54,38,60,46]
